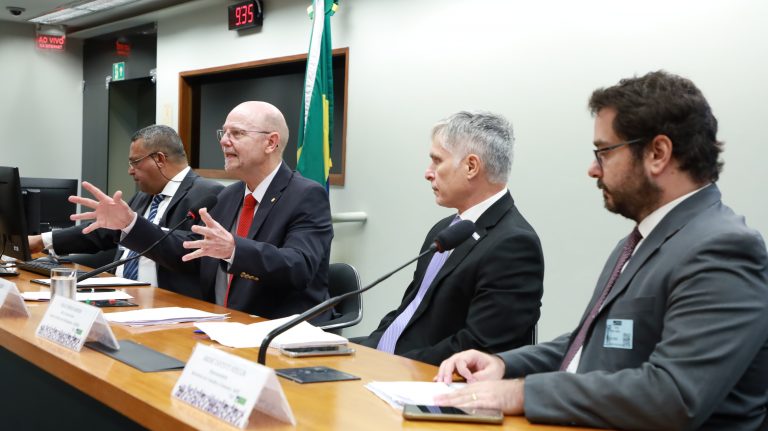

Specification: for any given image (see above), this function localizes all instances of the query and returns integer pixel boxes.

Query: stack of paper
[31,277,149,287]
[365,381,466,410]
[21,290,134,302]
[104,307,229,327]
[194,315,347,349]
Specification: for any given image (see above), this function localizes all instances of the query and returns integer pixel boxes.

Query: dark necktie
[559,227,643,371]
[224,194,258,307]
[377,216,461,353]
[122,194,165,281]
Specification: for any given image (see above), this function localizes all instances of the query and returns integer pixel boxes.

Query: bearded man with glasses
[435,71,768,431]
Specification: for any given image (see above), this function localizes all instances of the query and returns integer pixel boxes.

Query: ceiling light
[28,0,139,24]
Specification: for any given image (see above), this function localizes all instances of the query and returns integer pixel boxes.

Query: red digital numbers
[235,4,254,26]
[228,1,260,30]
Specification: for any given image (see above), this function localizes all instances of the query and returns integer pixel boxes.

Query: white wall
[155,0,768,341]
[0,21,83,179]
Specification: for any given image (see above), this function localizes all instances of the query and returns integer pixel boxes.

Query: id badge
[604,319,633,349]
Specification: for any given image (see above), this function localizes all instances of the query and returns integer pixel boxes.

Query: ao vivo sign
[36,33,66,51]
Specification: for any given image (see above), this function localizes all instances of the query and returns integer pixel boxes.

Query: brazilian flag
[296,0,338,188]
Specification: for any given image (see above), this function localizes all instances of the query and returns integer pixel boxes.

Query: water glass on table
[50,267,77,300]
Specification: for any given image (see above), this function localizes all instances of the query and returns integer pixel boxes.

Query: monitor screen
[0,166,32,262]
[20,177,78,232]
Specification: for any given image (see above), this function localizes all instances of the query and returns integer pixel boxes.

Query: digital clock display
[228,0,263,31]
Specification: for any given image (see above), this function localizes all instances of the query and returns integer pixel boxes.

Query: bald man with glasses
[70,101,334,321]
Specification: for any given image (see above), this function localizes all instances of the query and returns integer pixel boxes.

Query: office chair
[319,262,363,335]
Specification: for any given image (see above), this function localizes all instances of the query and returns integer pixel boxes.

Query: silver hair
[131,124,187,162]
[431,111,514,184]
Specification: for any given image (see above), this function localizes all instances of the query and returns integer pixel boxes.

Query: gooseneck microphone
[76,195,218,283]
[257,219,476,365]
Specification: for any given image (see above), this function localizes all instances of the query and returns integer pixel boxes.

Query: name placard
[36,296,119,352]
[0,279,30,317]
[172,343,295,428]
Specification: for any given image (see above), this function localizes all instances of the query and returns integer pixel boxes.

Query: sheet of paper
[32,277,150,287]
[21,290,134,302]
[364,381,466,410]
[105,307,228,326]
[194,315,347,349]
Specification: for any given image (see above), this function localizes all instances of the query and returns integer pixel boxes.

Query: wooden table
[0,267,589,430]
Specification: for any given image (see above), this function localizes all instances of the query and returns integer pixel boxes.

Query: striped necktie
[122,194,165,281]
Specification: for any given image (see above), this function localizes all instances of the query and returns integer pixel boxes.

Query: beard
[598,163,662,222]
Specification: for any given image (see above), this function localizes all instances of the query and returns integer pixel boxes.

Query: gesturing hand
[69,181,136,234]
[181,208,236,261]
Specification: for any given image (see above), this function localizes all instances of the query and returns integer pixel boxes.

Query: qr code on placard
[38,324,80,350]
[174,384,245,425]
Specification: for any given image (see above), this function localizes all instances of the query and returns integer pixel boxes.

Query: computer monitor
[20,177,78,233]
[0,166,33,262]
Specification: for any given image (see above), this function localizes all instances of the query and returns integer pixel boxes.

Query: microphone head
[187,195,218,220]
[433,219,475,252]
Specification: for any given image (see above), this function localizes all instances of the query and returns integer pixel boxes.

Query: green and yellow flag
[296,0,338,188]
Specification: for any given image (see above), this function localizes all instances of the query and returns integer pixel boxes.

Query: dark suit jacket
[52,169,224,298]
[358,192,544,365]
[500,184,768,430]
[122,163,333,319]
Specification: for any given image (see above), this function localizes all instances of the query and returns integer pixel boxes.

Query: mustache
[597,180,605,190]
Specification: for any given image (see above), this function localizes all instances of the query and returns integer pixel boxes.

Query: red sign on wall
[116,40,131,57]
[36,33,66,51]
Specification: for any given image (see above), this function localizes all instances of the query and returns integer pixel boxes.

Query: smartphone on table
[279,345,355,357]
[402,404,503,424]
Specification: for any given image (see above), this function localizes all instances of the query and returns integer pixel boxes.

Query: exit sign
[112,62,126,81]
[36,33,66,50]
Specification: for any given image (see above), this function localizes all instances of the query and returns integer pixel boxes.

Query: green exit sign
[112,62,125,81]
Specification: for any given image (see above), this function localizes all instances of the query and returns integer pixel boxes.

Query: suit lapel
[408,192,515,324]
[131,193,152,216]
[248,163,292,237]
[601,184,722,309]
[219,183,246,231]
[160,170,196,225]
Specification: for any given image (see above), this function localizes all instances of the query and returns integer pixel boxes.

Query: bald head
[230,101,290,152]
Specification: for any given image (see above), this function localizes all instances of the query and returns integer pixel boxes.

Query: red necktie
[224,194,257,307]
[559,227,643,371]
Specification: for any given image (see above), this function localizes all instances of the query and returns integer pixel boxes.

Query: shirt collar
[637,183,711,239]
[458,188,508,223]
[244,163,281,202]
[158,166,190,198]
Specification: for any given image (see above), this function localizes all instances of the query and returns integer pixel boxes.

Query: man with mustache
[70,101,333,320]
[435,71,768,430]
[28,125,223,298]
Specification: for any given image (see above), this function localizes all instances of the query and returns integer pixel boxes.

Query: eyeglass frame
[128,151,160,169]
[592,138,646,168]
[216,128,273,142]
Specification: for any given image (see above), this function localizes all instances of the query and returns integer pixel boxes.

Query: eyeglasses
[128,152,159,168]
[216,128,272,142]
[593,138,645,168]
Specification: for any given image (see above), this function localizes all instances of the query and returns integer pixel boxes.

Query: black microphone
[76,195,218,283]
[257,219,476,365]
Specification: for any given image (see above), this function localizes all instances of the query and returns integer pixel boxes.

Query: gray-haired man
[355,111,545,366]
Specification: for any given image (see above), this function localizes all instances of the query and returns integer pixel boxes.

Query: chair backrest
[319,262,363,333]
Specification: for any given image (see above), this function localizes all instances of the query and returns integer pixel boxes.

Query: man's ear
[266,133,280,153]
[466,154,481,180]
[646,135,673,175]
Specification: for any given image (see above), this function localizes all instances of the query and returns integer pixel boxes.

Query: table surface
[0,266,592,431]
